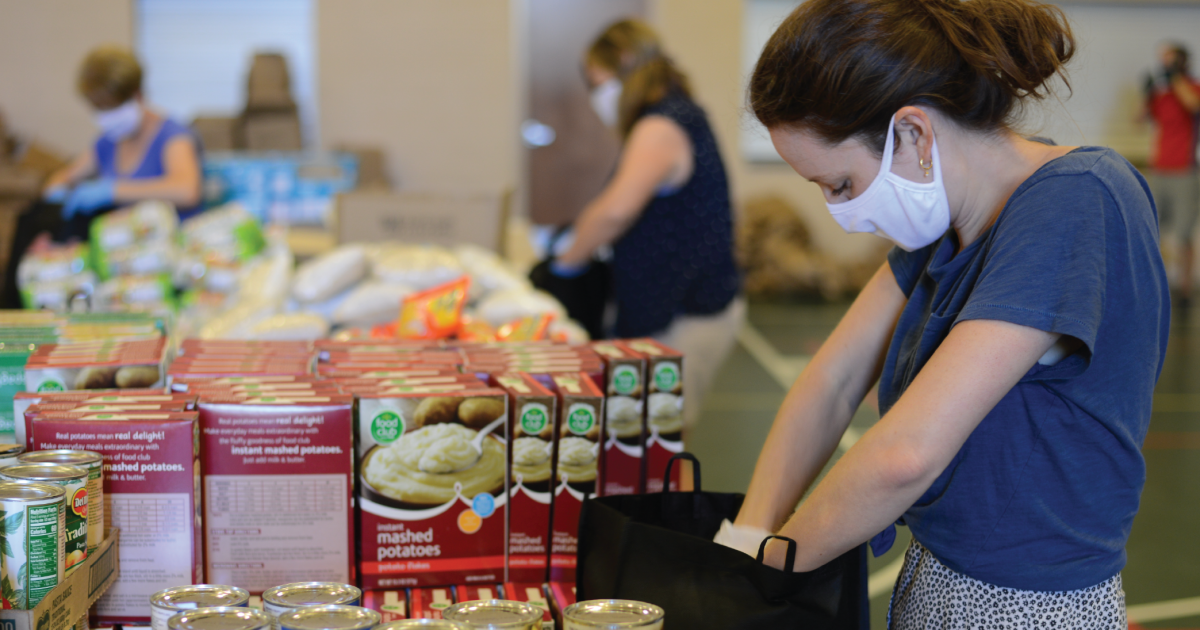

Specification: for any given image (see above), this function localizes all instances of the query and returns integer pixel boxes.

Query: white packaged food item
[91,200,179,250]
[248,313,330,341]
[292,245,368,303]
[331,281,415,327]
[94,275,175,312]
[198,299,279,340]
[713,519,772,558]
[180,202,265,263]
[98,239,179,279]
[477,288,567,328]
[21,272,98,311]
[371,245,464,290]
[453,244,532,299]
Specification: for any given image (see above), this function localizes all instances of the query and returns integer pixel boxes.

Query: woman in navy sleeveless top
[555,19,743,435]
[43,46,203,224]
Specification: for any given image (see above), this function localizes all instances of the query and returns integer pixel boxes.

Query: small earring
[919,158,932,178]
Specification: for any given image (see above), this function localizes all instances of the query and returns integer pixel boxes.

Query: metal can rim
[152,585,252,611]
[0,480,67,501]
[262,582,362,608]
[561,600,665,628]
[0,463,89,482]
[18,450,102,468]
[276,604,380,630]
[443,600,545,628]
[168,606,272,630]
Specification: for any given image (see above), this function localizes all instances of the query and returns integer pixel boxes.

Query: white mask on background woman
[94,99,143,142]
[590,78,622,128]
[825,114,951,251]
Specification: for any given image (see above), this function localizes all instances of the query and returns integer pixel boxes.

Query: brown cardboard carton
[0,528,119,630]
[244,53,295,111]
[357,389,508,588]
[197,397,355,593]
[241,110,302,152]
[32,413,198,626]
[336,191,505,251]
[190,116,240,152]
[621,339,684,493]
[491,373,554,583]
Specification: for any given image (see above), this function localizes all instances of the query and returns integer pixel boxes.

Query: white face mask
[590,78,622,128]
[825,114,951,251]
[94,99,143,141]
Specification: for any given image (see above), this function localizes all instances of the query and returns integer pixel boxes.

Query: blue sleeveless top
[612,93,741,337]
[94,117,204,220]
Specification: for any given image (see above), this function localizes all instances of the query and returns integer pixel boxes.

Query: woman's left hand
[62,178,115,218]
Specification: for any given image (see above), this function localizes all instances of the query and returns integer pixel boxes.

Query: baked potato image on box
[458,397,506,429]
[115,364,161,388]
[412,397,462,428]
[74,367,118,390]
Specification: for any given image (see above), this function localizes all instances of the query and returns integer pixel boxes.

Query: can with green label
[0,480,66,609]
[19,450,104,552]
[0,463,88,572]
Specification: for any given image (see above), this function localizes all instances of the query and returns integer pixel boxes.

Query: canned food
[19,450,104,552]
[168,607,273,630]
[0,480,66,609]
[263,582,362,617]
[151,585,252,630]
[0,463,89,571]
[443,600,544,630]
[561,600,664,629]
[0,445,25,469]
[375,622,470,630]
[276,605,380,630]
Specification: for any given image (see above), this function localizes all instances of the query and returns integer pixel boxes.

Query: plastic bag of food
[457,313,498,342]
[17,242,91,287]
[497,313,554,342]
[94,274,177,312]
[291,244,368,303]
[331,281,415,328]
[396,276,471,339]
[180,202,266,263]
[90,200,179,250]
[248,313,330,341]
[477,287,567,328]
[20,272,98,311]
[371,244,465,290]
[95,239,179,280]
[454,244,532,299]
[549,317,590,343]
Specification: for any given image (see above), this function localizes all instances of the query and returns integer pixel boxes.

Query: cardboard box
[623,340,684,493]
[589,342,646,495]
[361,590,408,622]
[336,191,505,251]
[333,145,390,190]
[547,372,604,582]
[546,583,575,629]
[503,583,554,630]
[24,339,168,393]
[357,389,508,588]
[492,373,555,583]
[245,53,296,112]
[31,417,199,625]
[0,529,118,630]
[191,116,240,152]
[197,397,355,593]
[407,587,454,619]
[454,584,501,602]
[241,111,302,152]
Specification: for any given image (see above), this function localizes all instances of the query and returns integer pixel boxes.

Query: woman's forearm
[114,178,201,207]
[558,192,638,266]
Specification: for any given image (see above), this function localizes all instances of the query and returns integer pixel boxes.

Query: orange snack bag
[497,313,554,342]
[396,276,471,339]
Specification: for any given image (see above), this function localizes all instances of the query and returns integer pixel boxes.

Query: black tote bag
[577,453,869,630]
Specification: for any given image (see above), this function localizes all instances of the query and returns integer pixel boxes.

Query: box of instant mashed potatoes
[357,388,509,588]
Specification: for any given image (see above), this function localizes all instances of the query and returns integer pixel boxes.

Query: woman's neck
[123,108,162,147]
[943,129,1075,249]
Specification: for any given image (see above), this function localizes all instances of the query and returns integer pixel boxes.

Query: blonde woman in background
[548,19,744,441]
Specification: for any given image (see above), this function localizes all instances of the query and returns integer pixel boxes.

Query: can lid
[444,600,544,628]
[0,463,88,481]
[374,621,470,630]
[276,605,380,630]
[169,607,271,630]
[0,481,65,501]
[562,600,665,628]
[0,444,25,457]
[263,583,361,609]
[19,450,102,467]
[152,585,251,611]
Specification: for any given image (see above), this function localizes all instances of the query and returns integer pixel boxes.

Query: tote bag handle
[756,535,799,573]
[662,452,701,493]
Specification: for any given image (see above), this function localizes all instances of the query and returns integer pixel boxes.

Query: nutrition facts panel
[206,474,350,592]
[208,475,343,514]
[98,493,194,619]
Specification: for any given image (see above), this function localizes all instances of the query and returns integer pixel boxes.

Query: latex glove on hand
[62,179,115,219]
[550,258,589,278]
[713,519,772,558]
[42,186,69,203]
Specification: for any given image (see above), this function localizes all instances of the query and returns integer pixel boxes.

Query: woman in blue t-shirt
[720,0,1168,626]
[549,20,743,436]
[43,45,203,226]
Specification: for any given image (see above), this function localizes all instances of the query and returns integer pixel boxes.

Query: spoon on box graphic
[449,414,507,473]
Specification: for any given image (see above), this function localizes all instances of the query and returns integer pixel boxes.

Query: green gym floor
[686,300,1200,630]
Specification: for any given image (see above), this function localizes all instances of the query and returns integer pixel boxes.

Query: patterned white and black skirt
[887,539,1126,630]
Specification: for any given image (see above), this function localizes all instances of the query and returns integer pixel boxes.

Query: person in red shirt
[1146,42,1200,306]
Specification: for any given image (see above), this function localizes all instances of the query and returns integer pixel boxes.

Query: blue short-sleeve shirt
[879,146,1169,591]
